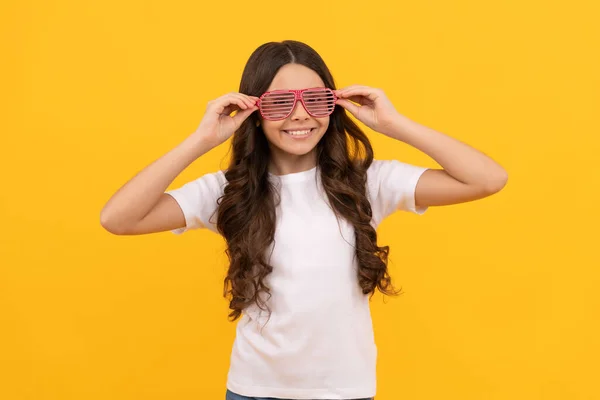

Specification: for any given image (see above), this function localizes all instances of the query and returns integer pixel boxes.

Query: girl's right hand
[192,92,259,148]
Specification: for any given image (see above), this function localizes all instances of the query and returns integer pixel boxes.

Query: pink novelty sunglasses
[256,87,338,121]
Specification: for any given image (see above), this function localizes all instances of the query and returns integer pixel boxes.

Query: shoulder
[165,168,228,208]
[365,158,430,224]
[165,169,228,234]
[366,158,387,180]
[367,158,428,185]
[181,169,227,192]
[366,158,426,191]
[204,169,228,190]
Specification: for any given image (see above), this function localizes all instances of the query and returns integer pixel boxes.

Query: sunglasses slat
[303,93,334,97]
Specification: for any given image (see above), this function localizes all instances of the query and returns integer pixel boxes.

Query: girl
[100,40,507,400]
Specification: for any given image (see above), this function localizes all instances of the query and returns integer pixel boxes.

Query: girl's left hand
[334,85,401,137]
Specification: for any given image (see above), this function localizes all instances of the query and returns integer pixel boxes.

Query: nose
[289,97,311,120]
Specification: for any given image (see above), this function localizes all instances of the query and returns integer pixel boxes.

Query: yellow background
[1,0,598,399]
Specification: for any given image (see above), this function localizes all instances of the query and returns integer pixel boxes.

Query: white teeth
[284,129,312,136]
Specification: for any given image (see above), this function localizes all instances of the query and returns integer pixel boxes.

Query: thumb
[232,106,259,128]
[336,99,359,117]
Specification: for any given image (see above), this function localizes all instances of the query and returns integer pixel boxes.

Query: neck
[268,149,318,176]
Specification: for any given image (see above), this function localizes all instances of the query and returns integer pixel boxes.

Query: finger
[336,99,360,116]
[344,91,379,105]
[232,105,258,126]
[220,93,249,110]
[227,95,250,111]
[334,90,370,106]
[219,97,247,115]
[226,93,252,109]
[222,104,241,115]
[230,92,256,108]
[230,97,259,115]
[342,95,366,104]
[335,85,366,96]
[336,87,372,99]
[242,93,260,103]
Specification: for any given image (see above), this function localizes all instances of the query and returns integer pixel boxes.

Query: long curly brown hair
[216,40,402,322]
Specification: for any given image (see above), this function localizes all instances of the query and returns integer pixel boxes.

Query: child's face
[259,63,330,157]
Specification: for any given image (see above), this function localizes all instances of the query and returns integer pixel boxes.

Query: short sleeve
[164,170,227,235]
[367,159,429,226]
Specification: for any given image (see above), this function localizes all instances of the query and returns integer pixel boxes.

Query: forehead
[267,63,325,91]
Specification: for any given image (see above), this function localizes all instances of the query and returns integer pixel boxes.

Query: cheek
[263,122,283,136]
[262,123,285,142]
[263,120,284,131]
[317,117,330,131]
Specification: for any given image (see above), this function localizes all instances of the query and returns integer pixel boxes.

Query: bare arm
[99,135,214,235]
[99,91,259,235]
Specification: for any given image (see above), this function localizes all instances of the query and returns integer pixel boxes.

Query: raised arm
[100,91,260,235]
[99,135,214,235]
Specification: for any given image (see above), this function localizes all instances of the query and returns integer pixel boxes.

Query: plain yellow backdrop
[1,0,598,399]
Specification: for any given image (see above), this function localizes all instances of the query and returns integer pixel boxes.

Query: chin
[279,142,317,156]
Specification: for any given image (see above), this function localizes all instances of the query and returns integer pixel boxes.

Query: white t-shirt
[165,159,429,399]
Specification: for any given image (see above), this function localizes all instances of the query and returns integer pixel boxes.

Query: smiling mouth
[282,128,316,137]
